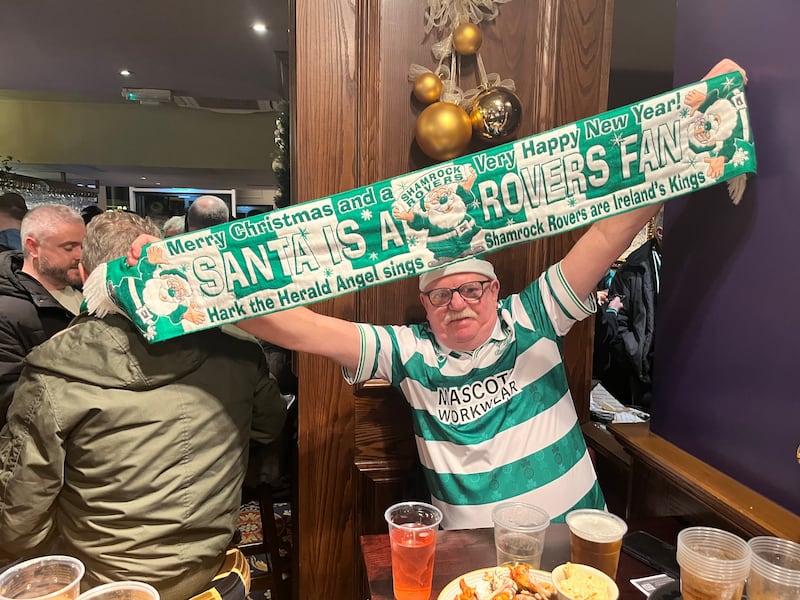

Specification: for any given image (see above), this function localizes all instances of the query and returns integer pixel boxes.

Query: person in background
[592,268,618,384]
[162,214,186,238]
[603,208,664,409]
[186,195,230,231]
[182,193,296,493]
[80,204,104,225]
[0,211,287,600]
[0,192,28,252]
[0,204,85,426]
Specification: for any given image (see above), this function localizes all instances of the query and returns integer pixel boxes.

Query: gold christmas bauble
[412,72,443,104]
[469,86,523,141]
[452,23,483,55]
[415,101,473,161]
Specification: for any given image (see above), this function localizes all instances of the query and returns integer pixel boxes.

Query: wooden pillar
[291,1,615,597]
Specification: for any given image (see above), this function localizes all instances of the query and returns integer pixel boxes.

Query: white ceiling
[0,0,674,191]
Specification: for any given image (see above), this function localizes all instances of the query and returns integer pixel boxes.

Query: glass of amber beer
[0,556,84,600]
[384,501,443,600]
[565,509,628,579]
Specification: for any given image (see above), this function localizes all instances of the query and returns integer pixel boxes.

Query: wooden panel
[582,422,632,516]
[551,0,615,420]
[293,1,359,598]
[609,423,800,540]
[292,1,615,598]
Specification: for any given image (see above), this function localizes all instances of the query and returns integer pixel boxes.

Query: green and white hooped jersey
[344,262,606,529]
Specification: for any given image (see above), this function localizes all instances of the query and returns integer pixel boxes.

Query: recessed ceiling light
[120,69,131,77]
[252,22,267,34]
[140,176,147,180]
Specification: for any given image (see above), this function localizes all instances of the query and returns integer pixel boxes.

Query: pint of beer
[565,509,628,579]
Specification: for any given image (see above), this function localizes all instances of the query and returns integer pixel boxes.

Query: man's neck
[20,263,66,293]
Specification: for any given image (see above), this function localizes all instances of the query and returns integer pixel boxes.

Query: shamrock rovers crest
[392,164,487,267]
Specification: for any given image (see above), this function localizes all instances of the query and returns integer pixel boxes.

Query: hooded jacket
[0,313,286,600]
[0,250,77,425]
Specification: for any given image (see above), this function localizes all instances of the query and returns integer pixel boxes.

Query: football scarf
[84,71,755,342]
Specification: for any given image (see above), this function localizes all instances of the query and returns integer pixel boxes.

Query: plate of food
[437,564,555,600]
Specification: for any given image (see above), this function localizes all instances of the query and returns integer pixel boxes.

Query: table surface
[361,520,682,600]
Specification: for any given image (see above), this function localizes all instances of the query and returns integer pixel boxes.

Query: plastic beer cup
[677,527,750,600]
[565,509,628,579]
[747,536,800,599]
[77,582,159,600]
[491,503,550,569]
[384,501,443,600]
[0,556,85,600]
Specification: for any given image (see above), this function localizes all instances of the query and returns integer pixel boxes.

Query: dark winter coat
[0,251,77,425]
[0,313,286,600]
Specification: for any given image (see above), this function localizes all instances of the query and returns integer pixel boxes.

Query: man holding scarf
[123,59,747,530]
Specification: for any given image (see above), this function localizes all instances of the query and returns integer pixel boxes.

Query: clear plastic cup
[747,536,800,600]
[492,503,550,569]
[77,582,159,600]
[0,555,85,600]
[565,509,628,579]
[677,527,751,600]
[385,501,443,600]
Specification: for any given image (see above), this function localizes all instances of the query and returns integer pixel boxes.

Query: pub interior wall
[653,0,800,515]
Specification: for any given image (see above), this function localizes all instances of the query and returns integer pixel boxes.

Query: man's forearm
[592,203,663,260]
[237,306,363,372]
[562,203,662,301]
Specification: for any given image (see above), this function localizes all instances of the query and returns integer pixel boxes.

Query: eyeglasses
[423,280,491,307]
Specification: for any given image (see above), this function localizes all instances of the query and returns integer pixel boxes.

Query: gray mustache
[443,309,478,325]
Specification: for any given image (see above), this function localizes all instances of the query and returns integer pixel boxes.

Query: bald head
[186,195,229,231]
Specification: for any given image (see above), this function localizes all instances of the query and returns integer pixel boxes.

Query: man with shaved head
[186,195,230,231]
[0,204,85,425]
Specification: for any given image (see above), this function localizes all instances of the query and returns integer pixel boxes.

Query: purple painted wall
[653,0,800,514]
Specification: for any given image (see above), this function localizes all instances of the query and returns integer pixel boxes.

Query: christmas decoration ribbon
[85,71,755,342]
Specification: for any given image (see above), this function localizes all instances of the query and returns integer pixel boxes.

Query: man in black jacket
[0,204,85,425]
